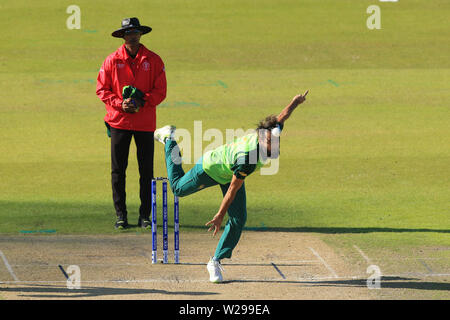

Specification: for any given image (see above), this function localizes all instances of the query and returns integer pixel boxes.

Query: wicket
[151,177,180,264]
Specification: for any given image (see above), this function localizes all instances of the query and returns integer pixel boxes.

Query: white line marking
[1,273,449,285]
[0,250,19,281]
[418,259,433,274]
[353,245,372,264]
[308,247,338,278]
[9,260,321,267]
[227,259,320,264]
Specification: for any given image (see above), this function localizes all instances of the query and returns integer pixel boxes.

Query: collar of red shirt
[116,44,149,62]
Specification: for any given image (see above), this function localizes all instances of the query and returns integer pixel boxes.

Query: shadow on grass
[0,284,218,299]
[1,201,448,235]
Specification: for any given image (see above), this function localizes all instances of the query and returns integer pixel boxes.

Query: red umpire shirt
[96,43,167,132]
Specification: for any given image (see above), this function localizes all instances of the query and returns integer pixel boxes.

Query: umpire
[96,17,167,229]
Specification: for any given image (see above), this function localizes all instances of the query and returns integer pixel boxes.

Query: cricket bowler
[154,90,309,282]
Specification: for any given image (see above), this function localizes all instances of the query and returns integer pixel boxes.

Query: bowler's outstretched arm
[277,90,309,125]
[205,175,244,236]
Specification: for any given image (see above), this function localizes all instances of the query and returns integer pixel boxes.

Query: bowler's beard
[259,143,271,161]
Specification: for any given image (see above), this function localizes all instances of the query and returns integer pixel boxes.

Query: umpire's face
[123,29,142,45]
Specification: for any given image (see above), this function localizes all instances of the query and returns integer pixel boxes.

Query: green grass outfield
[0,0,449,255]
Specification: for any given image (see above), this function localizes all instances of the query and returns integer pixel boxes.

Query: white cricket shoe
[207,257,224,283]
[154,125,176,144]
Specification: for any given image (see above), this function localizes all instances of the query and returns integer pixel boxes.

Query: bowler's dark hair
[257,115,278,131]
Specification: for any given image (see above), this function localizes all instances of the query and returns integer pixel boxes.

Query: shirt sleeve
[144,57,167,107]
[96,59,123,110]
[231,154,258,180]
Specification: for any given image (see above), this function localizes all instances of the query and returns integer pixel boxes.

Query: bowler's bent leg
[214,183,247,260]
[164,139,217,197]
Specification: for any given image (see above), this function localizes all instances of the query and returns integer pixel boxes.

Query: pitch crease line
[308,247,338,279]
[0,250,19,281]
[418,259,433,274]
[1,273,450,285]
[353,245,372,264]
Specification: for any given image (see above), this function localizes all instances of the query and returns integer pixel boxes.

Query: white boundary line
[308,247,338,279]
[0,250,19,281]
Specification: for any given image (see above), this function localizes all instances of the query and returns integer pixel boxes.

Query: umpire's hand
[122,98,138,113]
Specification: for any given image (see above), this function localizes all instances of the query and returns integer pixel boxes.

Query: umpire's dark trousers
[110,126,154,221]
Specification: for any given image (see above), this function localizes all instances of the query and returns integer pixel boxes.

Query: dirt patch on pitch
[0,232,447,300]
[0,232,371,300]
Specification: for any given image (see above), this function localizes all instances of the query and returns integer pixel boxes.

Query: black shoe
[115,219,128,230]
[138,217,151,229]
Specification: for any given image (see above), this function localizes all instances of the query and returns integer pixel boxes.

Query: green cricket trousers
[164,139,247,260]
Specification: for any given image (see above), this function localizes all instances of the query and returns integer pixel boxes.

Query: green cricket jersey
[202,132,266,184]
